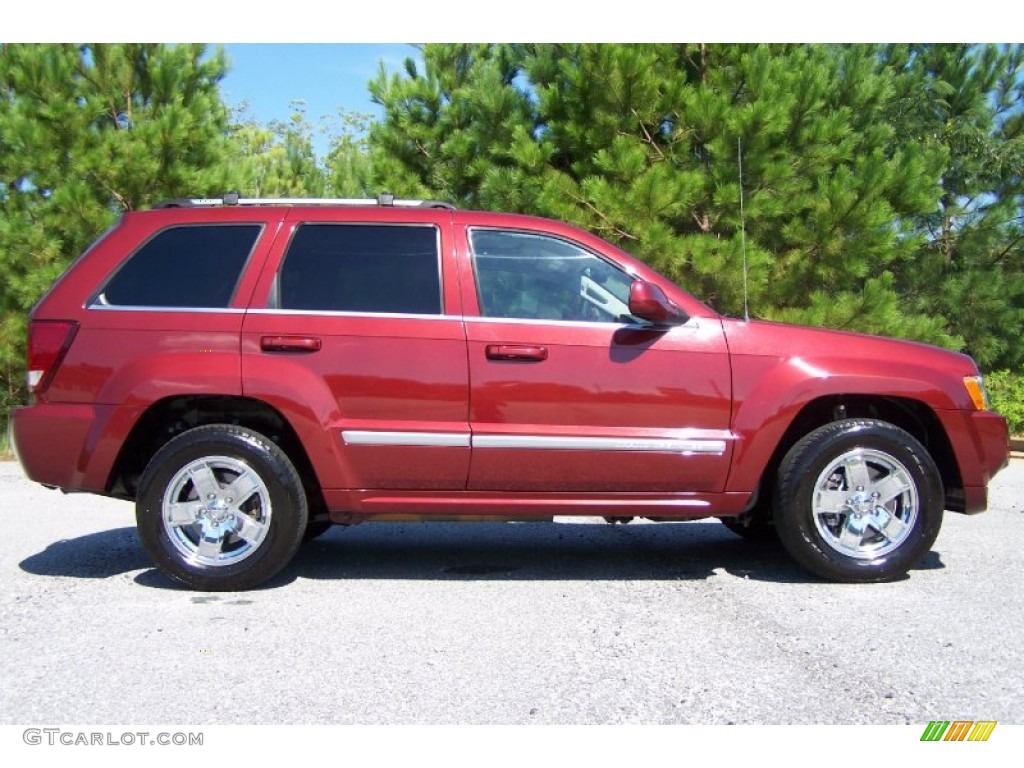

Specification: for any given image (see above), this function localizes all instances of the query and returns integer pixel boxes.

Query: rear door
[241,209,470,491]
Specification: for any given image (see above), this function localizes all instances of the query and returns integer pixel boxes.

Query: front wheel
[136,425,308,591]
[773,419,944,583]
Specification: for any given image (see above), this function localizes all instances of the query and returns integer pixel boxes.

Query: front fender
[721,320,979,494]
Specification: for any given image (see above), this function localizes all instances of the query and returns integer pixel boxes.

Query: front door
[461,227,733,493]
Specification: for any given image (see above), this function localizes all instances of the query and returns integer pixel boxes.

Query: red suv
[11,194,1010,590]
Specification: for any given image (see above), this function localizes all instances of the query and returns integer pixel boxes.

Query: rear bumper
[10,402,124,493]
[939,409,1010,514]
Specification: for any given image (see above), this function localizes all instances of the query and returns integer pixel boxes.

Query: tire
[136,425,308,591]
[773,419,943,583]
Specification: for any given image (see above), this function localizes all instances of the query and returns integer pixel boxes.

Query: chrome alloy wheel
[811,448,918,560]
[161,456,272,567]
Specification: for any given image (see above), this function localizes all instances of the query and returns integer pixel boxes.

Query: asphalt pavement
[1,458,1022,725]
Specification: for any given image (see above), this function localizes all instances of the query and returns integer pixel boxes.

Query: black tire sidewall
[774,420,944,582]
[136,425,308,591]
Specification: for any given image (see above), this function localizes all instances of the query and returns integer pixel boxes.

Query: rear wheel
[136,425,308,591]
[773,419,943,582]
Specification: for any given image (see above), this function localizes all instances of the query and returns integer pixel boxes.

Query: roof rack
[152,192,456,210]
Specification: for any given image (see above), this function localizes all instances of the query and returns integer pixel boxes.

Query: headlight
[963,375,991,411]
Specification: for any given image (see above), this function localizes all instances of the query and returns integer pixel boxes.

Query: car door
[241,209,470,492]
[459,223,734,493]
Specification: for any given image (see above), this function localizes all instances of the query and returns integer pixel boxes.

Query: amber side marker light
[963,375,991,411]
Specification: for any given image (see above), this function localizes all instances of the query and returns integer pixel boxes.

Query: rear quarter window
[94,224,262,308]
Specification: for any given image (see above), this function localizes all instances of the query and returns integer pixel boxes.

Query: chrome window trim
[86,304,246,314]
[247,309,463,322]
[462,315,699,331]
[242,309,696,329]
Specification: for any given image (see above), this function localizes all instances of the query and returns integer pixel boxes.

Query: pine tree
[0,43,233,421]
[884,44,1024,370]
[226,100,328,197]
[369,43,954,347]
[323,108,374,197]
[367,44,534,202]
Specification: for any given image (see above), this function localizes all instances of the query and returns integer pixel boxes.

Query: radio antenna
[738,136,750,322]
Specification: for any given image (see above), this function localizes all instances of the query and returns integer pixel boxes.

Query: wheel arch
[107,394,328,518]
[747,395,964,515]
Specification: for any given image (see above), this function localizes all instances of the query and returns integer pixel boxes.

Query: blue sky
[220,44,416,127]
[219,44,420,158]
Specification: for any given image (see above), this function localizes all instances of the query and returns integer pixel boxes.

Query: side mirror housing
[628,280,688,326]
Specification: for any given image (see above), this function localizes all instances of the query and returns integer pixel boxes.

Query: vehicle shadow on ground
[285,521,805,586]
[19,526,151,580]
[19,520,946,590]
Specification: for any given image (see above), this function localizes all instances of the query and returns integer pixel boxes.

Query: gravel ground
[1,458,1022,726]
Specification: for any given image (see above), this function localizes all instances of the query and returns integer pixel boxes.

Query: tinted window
[470,229,635,323]
[98,225,260,308]
[278,224,441,314]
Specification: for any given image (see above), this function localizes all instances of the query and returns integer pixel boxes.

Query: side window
[97,225,260,308]
[470,229,635,323]
[277,224,441,314]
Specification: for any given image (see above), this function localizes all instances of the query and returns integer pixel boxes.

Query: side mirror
[628,280,688,326]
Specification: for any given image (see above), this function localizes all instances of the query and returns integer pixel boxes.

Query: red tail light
[27,320,78,395]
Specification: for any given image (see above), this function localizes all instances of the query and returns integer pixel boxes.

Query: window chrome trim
[342,431,471,448]
[86,304,246,314]
[462,315,699,331]
[248,309,463,322]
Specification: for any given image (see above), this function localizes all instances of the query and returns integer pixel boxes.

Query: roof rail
[152,192,456,210]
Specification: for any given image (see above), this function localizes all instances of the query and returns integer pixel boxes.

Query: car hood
[721,317,972,368]
[718,317,981,409]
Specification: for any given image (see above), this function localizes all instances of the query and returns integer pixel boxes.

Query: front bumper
[939,409,1010,514]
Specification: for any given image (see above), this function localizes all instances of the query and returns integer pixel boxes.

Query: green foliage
[226,101,327,197]
[0,43,377,429]
[884,44,1024,371]
[987,371,1024,436]
[0,360,20,459]
[0,43,233,383]
[1,42,1021,443]
[224,99,374,198]
[368,43,969,350]
[323,109,374,197]
[367,44,533,202]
